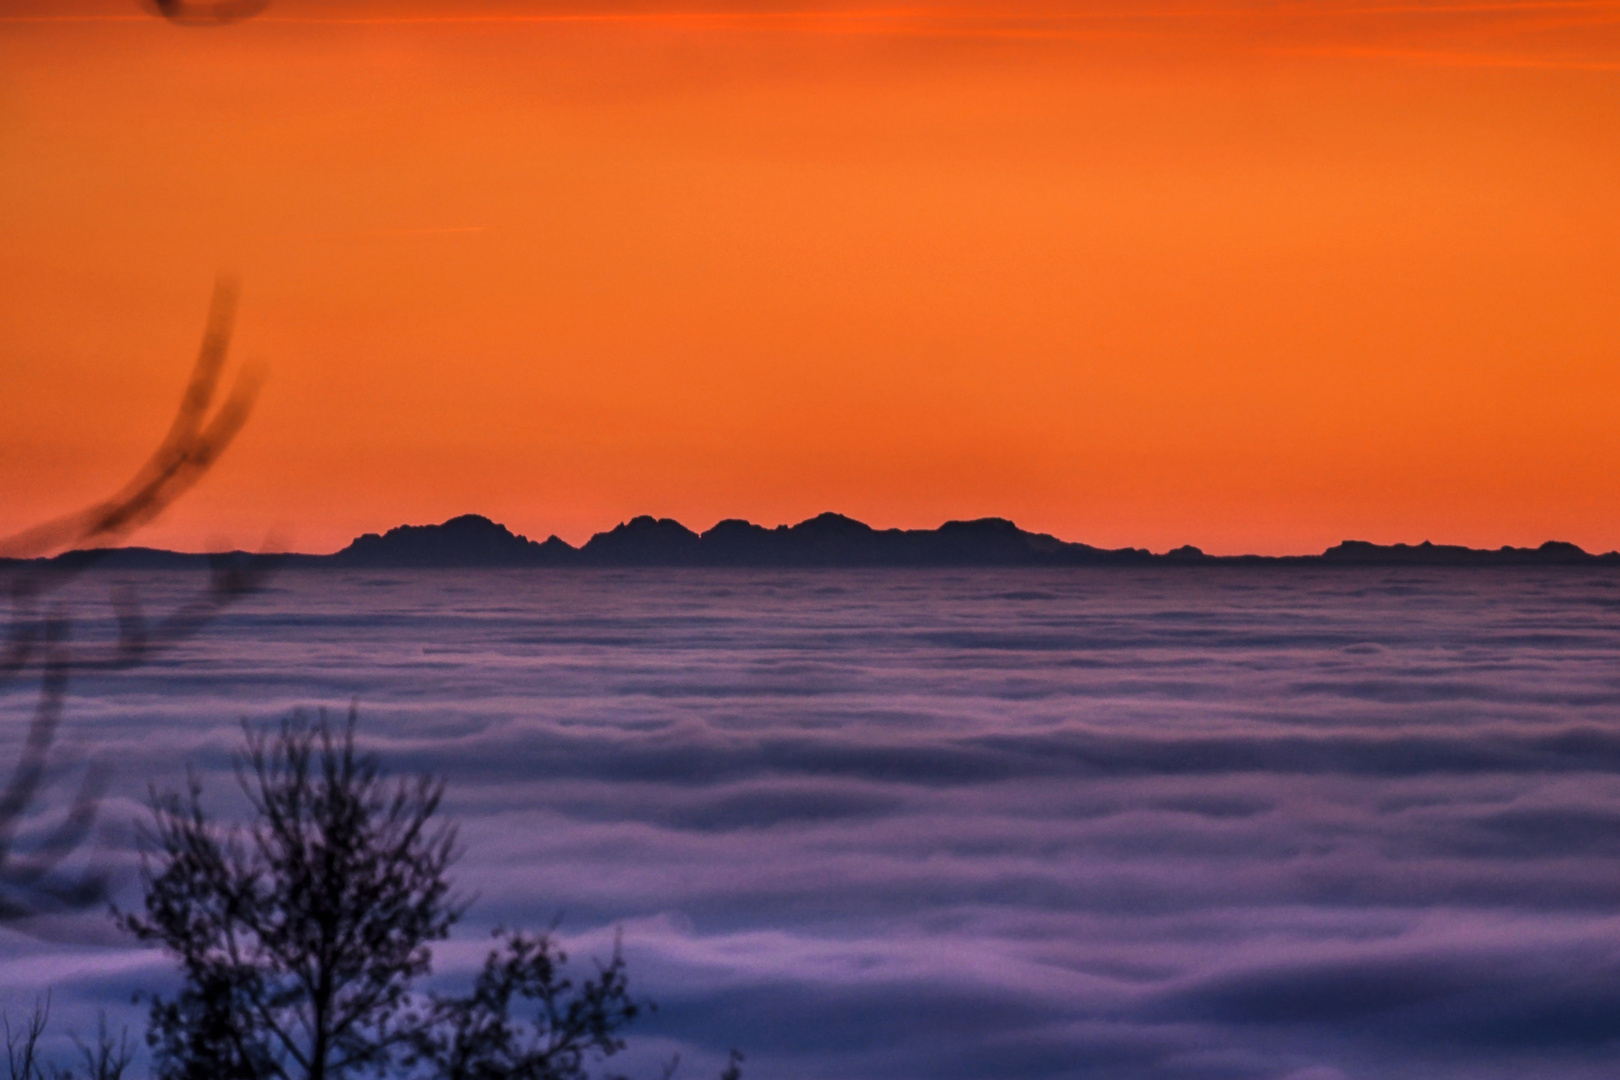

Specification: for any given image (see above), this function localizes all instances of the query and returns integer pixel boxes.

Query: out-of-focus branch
[0,279,273,924]
[0,621,108,921]
[0,582,40,690]
[143,0,271,26]
[0,278,263,562]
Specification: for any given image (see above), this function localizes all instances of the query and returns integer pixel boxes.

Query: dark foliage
[119,710,741,1080]
[422,929,641,1080]
[119,710,460,1080]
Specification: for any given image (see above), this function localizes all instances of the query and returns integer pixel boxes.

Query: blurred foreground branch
[0,279,272,923]
[0,279,262,563]
[143,0,271,26]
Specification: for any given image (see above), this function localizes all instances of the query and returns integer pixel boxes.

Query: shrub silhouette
[115,708,740,1080]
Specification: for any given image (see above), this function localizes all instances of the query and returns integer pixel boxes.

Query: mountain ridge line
[11,512,1620,569]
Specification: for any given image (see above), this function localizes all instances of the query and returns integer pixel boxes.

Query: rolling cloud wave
[4,566,1620,1077]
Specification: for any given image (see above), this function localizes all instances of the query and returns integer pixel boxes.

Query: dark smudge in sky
[4,567,1620,1078]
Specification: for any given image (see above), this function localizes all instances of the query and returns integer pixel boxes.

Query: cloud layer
[4,566,1620,1078]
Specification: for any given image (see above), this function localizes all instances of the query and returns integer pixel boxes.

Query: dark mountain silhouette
[319,512,1156,568]
[332,514,571,567]
[684,512,1148,567]
[14,514,1620,569]
[1317,539,1600,566]
[581,516,704,565]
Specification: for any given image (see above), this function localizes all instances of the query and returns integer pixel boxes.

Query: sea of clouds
[3,566,1620,1079]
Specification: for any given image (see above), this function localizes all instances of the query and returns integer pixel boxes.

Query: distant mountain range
[10,513,1620,569]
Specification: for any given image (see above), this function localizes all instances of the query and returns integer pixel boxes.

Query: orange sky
[3,0,1619,555]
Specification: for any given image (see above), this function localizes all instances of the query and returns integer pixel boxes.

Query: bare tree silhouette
[0,279,271,922]
[120,710,743,1080]
[3,996,133,1080]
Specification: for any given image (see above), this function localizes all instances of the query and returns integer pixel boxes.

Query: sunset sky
[3,0,1619,555]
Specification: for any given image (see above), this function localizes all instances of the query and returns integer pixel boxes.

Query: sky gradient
[3,0,1619,554]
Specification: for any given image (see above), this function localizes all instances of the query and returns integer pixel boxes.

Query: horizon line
[11,510,1618,563]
